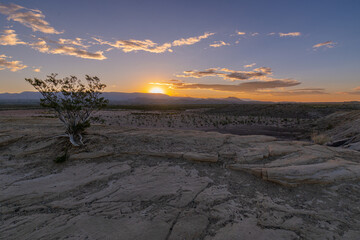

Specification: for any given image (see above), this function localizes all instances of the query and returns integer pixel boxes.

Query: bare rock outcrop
[316,110,360,151]
[1,114,360,239]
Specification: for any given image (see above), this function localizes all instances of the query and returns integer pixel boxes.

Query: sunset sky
[0,0,360,102]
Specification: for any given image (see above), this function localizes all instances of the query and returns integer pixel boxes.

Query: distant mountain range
[0,91,267,105]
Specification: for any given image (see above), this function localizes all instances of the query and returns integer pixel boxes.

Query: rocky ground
[316,110,360,151]
[95,109,311,140]
[1,111,360,239]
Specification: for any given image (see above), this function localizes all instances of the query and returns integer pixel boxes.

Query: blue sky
[0,0,360,101]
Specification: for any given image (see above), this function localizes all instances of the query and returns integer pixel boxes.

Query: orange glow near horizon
[149,87,165,94]
[141,83,360,102]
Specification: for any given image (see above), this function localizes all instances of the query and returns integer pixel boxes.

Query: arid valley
[1,104,360,239]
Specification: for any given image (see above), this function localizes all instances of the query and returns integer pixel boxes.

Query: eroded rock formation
[1,114,360,239]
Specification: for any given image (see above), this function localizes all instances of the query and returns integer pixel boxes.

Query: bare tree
[25,73,108,146]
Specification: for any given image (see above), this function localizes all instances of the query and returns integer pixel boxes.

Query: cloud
[51,45,106,59]
[279,32,301,37]
[93,38,172,53]
[152,66,307,94]
[266,88,328,96]
[342,86,360,95]
[236,31,246,35]
[177,68,219,78]
[267,32,276,36]
[93,32,214,53]
[209,41,229,48]
[243,63,256,68]
[0,3,62,34]
[31,37,106,60]
[0,29,26,45]
[177,67,273,81]
[58,38,89,48]
[313,41,336,49]
[0,54,27,71]
[155,79,300,93]
[251,32,259,36]
[172,32,214,46]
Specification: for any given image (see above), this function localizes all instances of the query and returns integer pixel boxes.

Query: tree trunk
[68,134,81,147]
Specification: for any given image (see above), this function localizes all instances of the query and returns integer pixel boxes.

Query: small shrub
[54,152,68,163]
[311,133,330,145]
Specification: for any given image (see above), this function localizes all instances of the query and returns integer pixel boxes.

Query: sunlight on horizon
[149,87,165,94]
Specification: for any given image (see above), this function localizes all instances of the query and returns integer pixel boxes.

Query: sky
[0,0,360,102]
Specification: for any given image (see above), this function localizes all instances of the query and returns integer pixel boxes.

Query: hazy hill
[0,91,263,105]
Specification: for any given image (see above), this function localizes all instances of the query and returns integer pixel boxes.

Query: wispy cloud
[341,86,360,95]
[236,31,246,35]
[153,79,300,93]
[31,37,106,60]
[58,38,89,48]
[0,29,26,45]
[33,67,41,72]
[172,32,214,46]
[93,32,214,53]
[243,63,256,68]
[313,41,336,49]
[93,38,172,53]
[0,54,27,71]
[176,67,272,81]
[279,32,301,37]
[0,3,62,34]
[209,41,229,48]
[266,88,328,96]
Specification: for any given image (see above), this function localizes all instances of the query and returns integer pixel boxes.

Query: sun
[149,87,165,94]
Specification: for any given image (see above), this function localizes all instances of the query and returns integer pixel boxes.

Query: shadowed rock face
[317,110,360,151]
[1,114,360,239]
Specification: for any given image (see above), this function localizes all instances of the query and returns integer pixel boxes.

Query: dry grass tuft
[311,133,330,145]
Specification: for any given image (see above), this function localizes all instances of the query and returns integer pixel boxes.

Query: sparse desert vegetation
[25,74,108,146]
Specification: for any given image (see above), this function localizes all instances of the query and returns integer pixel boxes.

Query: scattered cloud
[244,63,256,68]
[0,3,62,34]
[93,32,214,53]
[313,41,336,49]
[0,54,27,71]
[58,38,89,48]
[251,32,259,36]
[236,31,246,35]
[172,32,214,46]
[33,67,41,72]
[31,37,106,60]
[150,66,313,95]
[177,67,272,81]
[279,32,301,37]
[209,41,229,48]
[51,45,106,59]
[177,68,219,78]
[266,88,328,96]
[93,38,172,53]
[0,29,26,45]
[267,32,276,36]
[342,86,360,95]
[154,79,300,93]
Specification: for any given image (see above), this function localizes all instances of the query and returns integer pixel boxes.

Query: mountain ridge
[0,91,267,105]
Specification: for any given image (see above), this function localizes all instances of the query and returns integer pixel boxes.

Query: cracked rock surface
[1,115,360,239]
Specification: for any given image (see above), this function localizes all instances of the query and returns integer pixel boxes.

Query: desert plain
[1,105,360,239]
